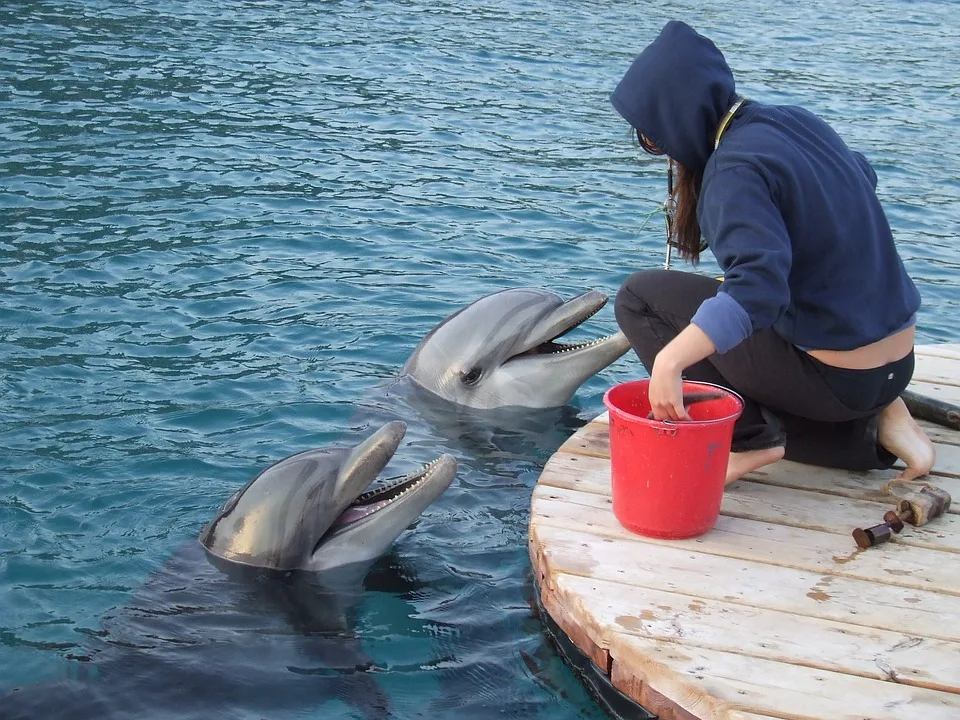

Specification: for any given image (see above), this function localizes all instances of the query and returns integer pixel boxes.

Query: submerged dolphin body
[400,288,631,410]
[1,543,401,720]
[200,420,457,572]
[1,423,457,720]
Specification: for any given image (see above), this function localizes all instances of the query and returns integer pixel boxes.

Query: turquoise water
[1,0,958,717]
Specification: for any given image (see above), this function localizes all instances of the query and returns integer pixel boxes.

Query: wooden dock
[529,344,960,720]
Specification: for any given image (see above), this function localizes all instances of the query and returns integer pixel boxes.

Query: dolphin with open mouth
[200,420,457,572]
[0,422,457,720]
[400,288,631,410]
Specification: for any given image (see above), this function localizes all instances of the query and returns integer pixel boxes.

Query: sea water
[1,1,958,717]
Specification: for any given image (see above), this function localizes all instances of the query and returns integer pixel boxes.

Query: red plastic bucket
[603,379,743,539]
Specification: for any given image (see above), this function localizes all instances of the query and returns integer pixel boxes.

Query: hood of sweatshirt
[610,21,737,172]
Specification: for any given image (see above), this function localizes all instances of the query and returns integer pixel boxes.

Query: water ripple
[1,0,958,716]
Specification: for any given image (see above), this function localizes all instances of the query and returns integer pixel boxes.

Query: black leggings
[614,270,915,470]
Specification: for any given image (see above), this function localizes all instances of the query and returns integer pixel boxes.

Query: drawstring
[714,96,746,149]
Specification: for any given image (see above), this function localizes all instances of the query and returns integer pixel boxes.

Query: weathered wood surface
[530,344,960,720]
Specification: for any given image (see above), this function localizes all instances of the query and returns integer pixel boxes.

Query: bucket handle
[654,423,679,437]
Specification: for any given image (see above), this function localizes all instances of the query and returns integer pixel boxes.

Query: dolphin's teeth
[520,331,621,358]
[546,332,621,354]
[350,456,443,507]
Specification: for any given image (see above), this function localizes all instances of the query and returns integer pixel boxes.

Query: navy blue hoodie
[610,21,920,353]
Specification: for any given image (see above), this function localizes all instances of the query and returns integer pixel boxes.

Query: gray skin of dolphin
[400,288,631,410]
[200,420,457,572]
[0,421,456,720]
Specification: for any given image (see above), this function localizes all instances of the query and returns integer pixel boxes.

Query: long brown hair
[670,159,706,264]
[637,130,706,264]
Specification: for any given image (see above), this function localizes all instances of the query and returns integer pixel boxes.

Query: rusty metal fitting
[882,510,906,533]
[852,523,894,549]
[896,486,952,527]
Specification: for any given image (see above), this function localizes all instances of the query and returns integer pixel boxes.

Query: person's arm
[647,164,792,421]
[695,164,793,351]
[649,323,717,420]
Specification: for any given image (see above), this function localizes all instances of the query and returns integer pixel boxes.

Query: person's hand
[646,324,718,421]
[649,355,690,421]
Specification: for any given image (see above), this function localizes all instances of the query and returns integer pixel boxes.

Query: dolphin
[0,421,457,720]
[400,288,631,410]
[201,420,457,572]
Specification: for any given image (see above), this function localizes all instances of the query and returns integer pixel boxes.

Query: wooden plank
[914,347,960,387]
[560,419,613,458]
[609,650,728,720]
[916,344,960,361]
[608,659,702,720]
[537,571,610,672]
[717,481,957,553]
[912,354,960,388]
[535,345,960,719]
[740,456,960,512]
[563,417,960,478]
[608,633,960,720]
[552,572,960,693]
[531,524,960,642]
[533,486,960,595]
[532,535,611,673]
[540,452,960,553]
[909,380,960,406]
[920,453,960,478]
[919,420,960,448]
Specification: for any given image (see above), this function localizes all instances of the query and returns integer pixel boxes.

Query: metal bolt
[852,523,893,549]
[882,510,905,533]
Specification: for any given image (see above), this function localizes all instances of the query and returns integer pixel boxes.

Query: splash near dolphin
[401,288,631,410]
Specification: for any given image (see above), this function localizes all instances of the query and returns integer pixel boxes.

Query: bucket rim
[603,379,744,427]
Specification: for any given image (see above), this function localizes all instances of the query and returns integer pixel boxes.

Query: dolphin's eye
[460,367,482,385]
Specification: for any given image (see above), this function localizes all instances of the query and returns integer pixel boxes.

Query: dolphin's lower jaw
[306,454,457,572]
[467,331,632,410]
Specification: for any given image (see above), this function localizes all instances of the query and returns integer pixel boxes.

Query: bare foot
[725,445,785,486]
[878,397,936,480]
